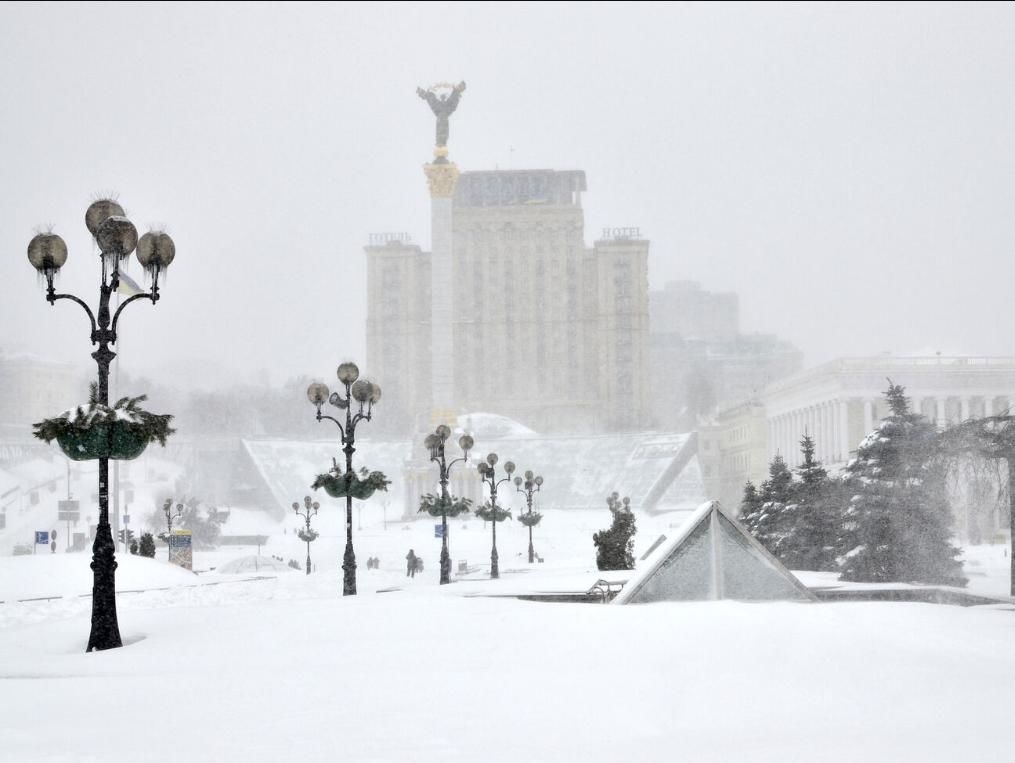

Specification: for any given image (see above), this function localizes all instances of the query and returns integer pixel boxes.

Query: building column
[787,412,795,462]
[824,402,833,462]
[863,399,874,434]
[791,410,802,463]
[816,401,824,462]
[839,399,850,463]
[935,398,946,431]
[960,397,971,423]
[832,401,840,462]
[985,396,994,417]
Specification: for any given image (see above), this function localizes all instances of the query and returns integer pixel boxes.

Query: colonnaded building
[365,158,649,435]
[700,355,1015,540]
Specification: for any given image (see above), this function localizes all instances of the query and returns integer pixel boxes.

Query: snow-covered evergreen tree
[777,435,840,571]
[840,382,965,585]
[741,455,792,553]
[738,481,762,520]
[593,493,637,570]
[138,532,156,558]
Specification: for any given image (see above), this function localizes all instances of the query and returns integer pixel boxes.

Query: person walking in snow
[406,549,417,578]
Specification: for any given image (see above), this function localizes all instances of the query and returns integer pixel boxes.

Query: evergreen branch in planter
[518,510,543,528]
[474,501,512,523]
[311,461,390,500]
[33,382,175,461]
[417,492,473,518]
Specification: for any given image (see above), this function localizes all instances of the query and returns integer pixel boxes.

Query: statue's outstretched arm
[416,87,427,99]
[455,81,467,93]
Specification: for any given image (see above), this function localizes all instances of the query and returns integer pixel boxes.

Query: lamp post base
[87,521,122,652]
[440,515,450,585]
[440,542,451,585]
[491,546,499,580]
[342,542,357,596]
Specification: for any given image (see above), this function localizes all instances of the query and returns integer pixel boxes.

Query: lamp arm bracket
[47,292,98,339]
[110,293,156,341]
[316,414,346,441]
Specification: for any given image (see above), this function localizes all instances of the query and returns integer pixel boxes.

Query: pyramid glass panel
[717,514,811,601]
[626,518,713,602]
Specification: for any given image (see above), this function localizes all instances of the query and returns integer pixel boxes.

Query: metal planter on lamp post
[27,199,176,652]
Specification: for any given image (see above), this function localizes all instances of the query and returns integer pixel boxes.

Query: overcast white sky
[2,2,1013,389]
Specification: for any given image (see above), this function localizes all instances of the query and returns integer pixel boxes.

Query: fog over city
[2,3,1013,390]
[4,6,1015,762]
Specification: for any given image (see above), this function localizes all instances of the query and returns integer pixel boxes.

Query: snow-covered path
[2,563,1014,762]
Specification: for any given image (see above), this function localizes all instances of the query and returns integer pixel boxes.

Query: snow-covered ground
[2,500,1014,762]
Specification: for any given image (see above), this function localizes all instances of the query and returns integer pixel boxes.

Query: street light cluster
[27,198,176,653]
[292,495,320,575]
[515,471,545,564]
[306,362,382,596]
[420,431,547,581]
[27,197,552,654]
[476,454,517,580]
[424,424,474,584]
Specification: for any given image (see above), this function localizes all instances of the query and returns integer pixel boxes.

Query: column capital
[423,162,460,198]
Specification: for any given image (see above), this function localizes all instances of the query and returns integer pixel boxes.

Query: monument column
[417,80,467,425]
[424,159,460,420]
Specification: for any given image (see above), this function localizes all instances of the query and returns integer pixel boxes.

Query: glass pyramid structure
[613,501,815,604]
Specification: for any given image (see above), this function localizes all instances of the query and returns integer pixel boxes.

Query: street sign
[35,531,49,544]
[58,500,80,522]
[434,524,445,538]
[169,530,193,571]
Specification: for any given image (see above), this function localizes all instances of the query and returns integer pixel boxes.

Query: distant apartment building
[649,280,802,431]
[366,169,650,435]
[650,280,739,344]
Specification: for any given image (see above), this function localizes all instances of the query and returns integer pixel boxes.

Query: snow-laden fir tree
[593,492,637,570]
[740,455,793,554]
[777,435,840,571]
[839,382,965,585]
[738,481,762,521]
[138,532,156,558]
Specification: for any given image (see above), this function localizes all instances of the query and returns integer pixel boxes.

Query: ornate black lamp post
[514,471,544,564]
[292,495,320,575]
[27,199,175,652]
[306,362,381,596]
[476,454,515,579]
[162,499,183,562]
[424,425,474,584]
